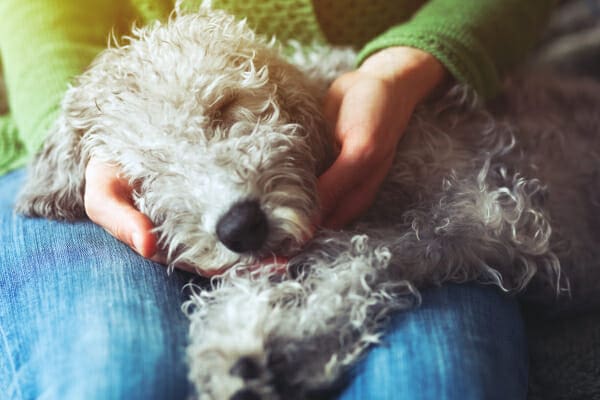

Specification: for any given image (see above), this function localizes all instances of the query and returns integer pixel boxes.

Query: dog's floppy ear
[15,114,87,220]
[273,71,334,175]
[14,48,122,221]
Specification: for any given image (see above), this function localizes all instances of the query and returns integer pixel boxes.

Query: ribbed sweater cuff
[357,24,500,99]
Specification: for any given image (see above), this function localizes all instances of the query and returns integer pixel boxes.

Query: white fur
[15,7,600,400]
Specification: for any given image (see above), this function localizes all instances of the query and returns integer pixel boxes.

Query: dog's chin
[249,227,320,274]
[169,215,317,276]
[196,235,313,277]
[188,255,288,277]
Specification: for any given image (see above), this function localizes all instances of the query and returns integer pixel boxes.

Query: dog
[15,7,600,400]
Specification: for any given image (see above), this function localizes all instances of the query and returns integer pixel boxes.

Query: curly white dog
[15,7,600,400]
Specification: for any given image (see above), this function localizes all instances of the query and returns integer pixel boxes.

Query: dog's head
[70,9,335,274]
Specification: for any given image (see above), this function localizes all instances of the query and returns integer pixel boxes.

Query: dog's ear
[15,114,87,220]
[14,52,123,221]
[273,69,334,175]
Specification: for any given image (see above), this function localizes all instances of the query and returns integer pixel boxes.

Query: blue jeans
[0,169,528,400]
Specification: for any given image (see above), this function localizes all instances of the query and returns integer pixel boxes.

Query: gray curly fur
[15,6,600,400]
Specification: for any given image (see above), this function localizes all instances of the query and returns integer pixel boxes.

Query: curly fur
[15,6,600,400]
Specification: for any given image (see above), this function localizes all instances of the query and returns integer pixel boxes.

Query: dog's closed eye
[208,91,239,122]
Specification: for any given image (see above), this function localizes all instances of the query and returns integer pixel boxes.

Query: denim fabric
[0,169,528,400]
[0,169,196,399]
[338,283,529,400]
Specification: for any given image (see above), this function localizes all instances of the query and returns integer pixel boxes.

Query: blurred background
[530,0,600,79]
[525,2,600,400]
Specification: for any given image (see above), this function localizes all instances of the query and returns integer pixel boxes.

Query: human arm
[357,0,557,99]
[318,46,447,229]
[317,0,556,229]
[0,0,136,154]
[0,1,157,256]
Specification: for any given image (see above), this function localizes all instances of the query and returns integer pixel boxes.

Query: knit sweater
[0,0,556,176]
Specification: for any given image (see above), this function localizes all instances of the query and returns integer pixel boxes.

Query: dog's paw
[229,389,262,400]
[224,354,301,400]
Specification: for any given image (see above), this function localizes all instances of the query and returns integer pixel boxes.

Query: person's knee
[338,284,528,400]
[17,305,191,400]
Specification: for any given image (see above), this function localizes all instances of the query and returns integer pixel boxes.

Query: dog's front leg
[185,273,286,400]
[185,234,417,400]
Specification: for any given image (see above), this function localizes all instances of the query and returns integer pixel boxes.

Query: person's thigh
[0,169,196,400]
[339,283,528,400]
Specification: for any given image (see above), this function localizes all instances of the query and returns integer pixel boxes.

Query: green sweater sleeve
[0,0,136,171]
[357,0,556,99]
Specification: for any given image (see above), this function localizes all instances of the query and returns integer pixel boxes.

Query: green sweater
[0,0,555,176]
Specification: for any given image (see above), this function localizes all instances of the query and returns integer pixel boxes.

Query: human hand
[83,159,284,275]
[84,157,160,260]
[318,46,447,229]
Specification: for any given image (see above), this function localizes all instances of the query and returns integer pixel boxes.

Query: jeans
[0,168,528,400]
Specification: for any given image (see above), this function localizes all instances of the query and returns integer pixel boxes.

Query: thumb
[105,202,157,258]
[84,160,158,258]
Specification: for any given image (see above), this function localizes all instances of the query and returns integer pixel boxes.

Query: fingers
[318,71,407,229]
[84,159,207,274]
[317,142,373,213]
[318,147,393,229]
[323,71,356,126]
[84,158,158,258]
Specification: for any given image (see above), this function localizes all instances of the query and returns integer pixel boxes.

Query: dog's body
[15,8,600,400]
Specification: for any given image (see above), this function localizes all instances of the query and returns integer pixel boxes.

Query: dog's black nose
[217,200,268,253]
[230,389,261,400]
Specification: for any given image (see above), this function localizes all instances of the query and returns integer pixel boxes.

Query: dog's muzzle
[217,199,268,253]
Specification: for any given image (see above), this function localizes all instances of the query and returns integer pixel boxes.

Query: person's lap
[0,169,528,400]
[0,169,195,399]
[338,283,528,400]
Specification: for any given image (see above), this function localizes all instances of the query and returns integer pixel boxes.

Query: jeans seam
[0,323,23,400]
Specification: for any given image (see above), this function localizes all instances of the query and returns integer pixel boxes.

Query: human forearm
[0,0,135,154]
[359,46,447,108]
[357,0,557,99]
